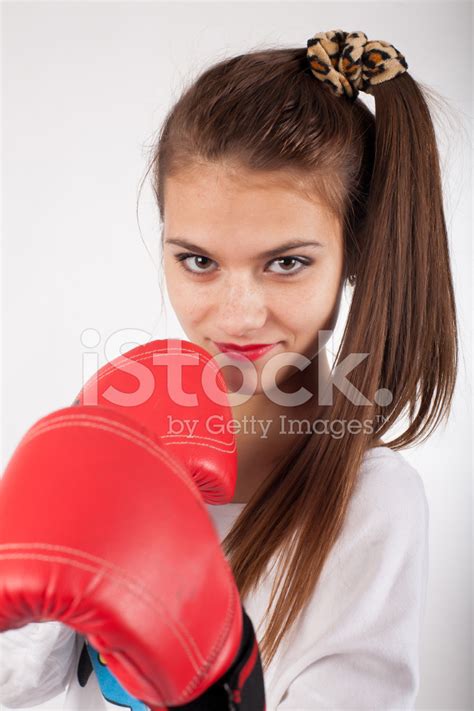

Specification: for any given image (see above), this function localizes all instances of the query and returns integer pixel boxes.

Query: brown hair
[141,45,458,669]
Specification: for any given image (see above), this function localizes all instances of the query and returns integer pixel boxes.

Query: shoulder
[332,446,429,564]
[356,446,429,523]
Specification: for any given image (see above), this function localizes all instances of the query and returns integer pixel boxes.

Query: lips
[214,341,280,362]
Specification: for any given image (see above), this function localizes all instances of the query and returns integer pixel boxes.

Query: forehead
[163,163,341,248]
[165,161,312,206]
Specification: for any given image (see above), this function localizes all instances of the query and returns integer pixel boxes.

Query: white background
[1,2,472,709]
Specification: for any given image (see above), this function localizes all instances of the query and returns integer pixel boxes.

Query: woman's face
[162,162,346,399]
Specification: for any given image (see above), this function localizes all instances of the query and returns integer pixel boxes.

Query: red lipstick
[213,341,280,362]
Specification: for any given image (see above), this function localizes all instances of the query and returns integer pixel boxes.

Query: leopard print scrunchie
[306,29,408,100]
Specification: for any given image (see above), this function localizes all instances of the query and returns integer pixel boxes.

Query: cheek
[282,276,336,319]
[284,268,343,337]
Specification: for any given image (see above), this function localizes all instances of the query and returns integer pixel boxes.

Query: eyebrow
[164,237,324,259]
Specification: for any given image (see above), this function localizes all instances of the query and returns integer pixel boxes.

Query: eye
[173,252,313,277]
[174,253,217,275]
[266,256,312,275]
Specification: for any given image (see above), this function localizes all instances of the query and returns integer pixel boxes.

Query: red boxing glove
[73,338,236,504]
[0,339,266,709]
[0,406,264,709]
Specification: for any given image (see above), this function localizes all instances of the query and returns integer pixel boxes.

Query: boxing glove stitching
[21,414,202,503]
[0,546,239,705]
[0,546,206,669]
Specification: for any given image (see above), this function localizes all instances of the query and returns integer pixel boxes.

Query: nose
[216,273,267,338]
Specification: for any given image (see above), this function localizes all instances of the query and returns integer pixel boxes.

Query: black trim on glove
[161,605,266,711]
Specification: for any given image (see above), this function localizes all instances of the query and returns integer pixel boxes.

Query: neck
[228,350,331,503]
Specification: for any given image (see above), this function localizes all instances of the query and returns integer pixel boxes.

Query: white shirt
[0,446,429,710]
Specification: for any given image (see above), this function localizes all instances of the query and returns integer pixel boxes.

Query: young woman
[0,28,458,711]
